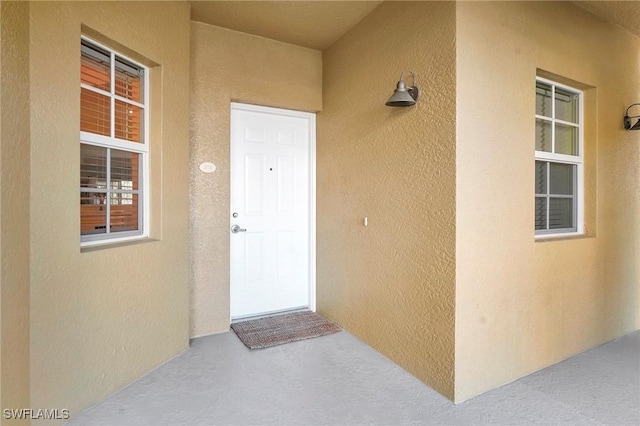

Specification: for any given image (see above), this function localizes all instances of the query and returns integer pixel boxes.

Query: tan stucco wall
[1,1,31,423]
[29,1,191,421]
[317,1,456,399]
[0,1,3,412]
[189,22,322,337]
[455,1,640,402]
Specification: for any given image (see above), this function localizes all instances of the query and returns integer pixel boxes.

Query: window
[80,37,148,244]
[535,77,583,236]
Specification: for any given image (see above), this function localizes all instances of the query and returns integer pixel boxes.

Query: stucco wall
[0,2,3,412]
[189,22,322,337]
[455,1,640,402]
[318,1,456,399]
[29,1,191,420]
[0,1,31,422]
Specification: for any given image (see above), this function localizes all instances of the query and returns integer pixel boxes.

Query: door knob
[231,224,247,234]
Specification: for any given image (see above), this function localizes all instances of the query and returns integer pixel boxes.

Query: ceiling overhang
[189,1,639,51]
[190,1,383,50]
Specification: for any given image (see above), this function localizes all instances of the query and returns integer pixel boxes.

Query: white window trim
[535,76,584,239]
[80,36,150,247]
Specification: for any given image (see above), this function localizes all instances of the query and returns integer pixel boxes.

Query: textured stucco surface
[0,2,3,412]
[317,1,456,399]
[575,1,640,37]
[28,2,191,422]
[455,1,640,402]
[189,22,322,337]
[190,1,382,50]
[0,1,31,422]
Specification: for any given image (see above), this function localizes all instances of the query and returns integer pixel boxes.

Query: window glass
[549,163,574,195]
[80,88,111,136]
[534,77,582,236]
[80,144,107,189]
[555,123,578,156]
[114,100,143,143]
[115,57,143,103]
[535,119,552,152]
[535,161,546,194]
[555,88,579,124]
[80,38,147,244]
[535,197,547,230]
[110,193,139,232]
[536,82,552,117]
[80,41,110,91]
[111,149,139,191]
[548,198,573,229]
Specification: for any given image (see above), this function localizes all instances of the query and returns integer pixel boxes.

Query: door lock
[231,224,247,234]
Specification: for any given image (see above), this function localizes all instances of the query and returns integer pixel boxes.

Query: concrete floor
[70,329,640,425]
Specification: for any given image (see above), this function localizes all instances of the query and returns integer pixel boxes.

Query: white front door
[230,103,315,319]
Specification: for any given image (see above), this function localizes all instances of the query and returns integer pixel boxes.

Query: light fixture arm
[625,103,640,118]
[399,71,419,102]
[399,70,416,88]
[624,103,640,130]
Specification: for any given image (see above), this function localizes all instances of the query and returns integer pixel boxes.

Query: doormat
[231,311,341,350]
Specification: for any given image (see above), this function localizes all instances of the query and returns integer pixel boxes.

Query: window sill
[81,236,158,253]
[535,232,592,243]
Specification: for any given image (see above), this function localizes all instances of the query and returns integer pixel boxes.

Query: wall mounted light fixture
[385,71,420,107]
[624,103,640,130]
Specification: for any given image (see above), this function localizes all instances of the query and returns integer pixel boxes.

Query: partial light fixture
[386,70,420,107]
[624,103,640,130]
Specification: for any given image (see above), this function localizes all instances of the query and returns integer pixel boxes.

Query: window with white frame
[535,77,583,236]
[80,37,149,244]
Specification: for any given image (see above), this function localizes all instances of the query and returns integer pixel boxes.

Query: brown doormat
[231,311,341,350]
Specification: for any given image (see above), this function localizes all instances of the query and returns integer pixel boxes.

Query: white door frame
[229,102,316,321]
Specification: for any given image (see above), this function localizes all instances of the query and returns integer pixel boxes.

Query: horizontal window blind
[80,37,148,244]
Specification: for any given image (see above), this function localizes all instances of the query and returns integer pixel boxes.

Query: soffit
[574,1,640,37]
[189,0,383,50]
[189,1,639,51]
